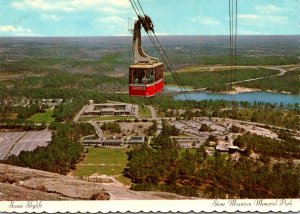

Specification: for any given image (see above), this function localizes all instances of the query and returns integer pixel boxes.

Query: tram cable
[228,0,238,105]
[129,0,194,105]
[235,0,238,104]
[129,0,239,130]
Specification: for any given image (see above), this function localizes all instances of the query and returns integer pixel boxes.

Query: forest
[1,86,298,130]
[101,122,121,133]
[240,68,300,94]
[124,124,300,198]
[165,68,278,91]
[233,132,300,159]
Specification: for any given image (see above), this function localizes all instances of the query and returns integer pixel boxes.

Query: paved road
[148,106,157,120]
[90,121,104,140]
[288,66,300,72]
[156,120,163,136]
[228,66,288,85]
[73,105,88,122]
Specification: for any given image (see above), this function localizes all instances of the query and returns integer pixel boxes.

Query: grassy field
[74,147,131,185]
[28,109,55,123]
[139,106,152,118]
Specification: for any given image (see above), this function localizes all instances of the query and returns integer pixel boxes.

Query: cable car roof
[129,62,163,68]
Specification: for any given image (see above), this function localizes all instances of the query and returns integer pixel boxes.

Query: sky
[0,0,299,36]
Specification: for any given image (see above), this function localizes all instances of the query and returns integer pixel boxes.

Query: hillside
[0,164,191,200]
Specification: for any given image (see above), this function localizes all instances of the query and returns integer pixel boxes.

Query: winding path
[228,66,289,85]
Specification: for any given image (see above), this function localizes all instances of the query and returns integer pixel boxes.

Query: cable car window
[154,65,162,82]
[146,69,154,84]
[155,67,159,81]
[133,69,146,84]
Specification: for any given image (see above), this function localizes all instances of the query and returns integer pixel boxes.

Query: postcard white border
[0,199,299,213]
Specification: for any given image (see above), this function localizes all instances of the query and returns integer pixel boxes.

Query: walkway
[73,105,89,122]
[148,106,157,120]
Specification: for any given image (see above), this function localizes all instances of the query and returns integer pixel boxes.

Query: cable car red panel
[129,79,163,97]
[129,63,164,97]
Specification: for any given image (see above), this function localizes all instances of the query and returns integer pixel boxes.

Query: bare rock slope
[0,164,191,200]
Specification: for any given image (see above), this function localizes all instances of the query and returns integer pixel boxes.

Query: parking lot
[0,130,52,160]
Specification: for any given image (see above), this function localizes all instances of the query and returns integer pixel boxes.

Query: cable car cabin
[129,15,164,97]
[129,62,163,97]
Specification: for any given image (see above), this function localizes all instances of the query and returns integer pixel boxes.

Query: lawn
[139,106,152,118]
[74,147,131,185]
[28,109,55,123]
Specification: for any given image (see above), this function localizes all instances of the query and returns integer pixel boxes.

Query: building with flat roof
[82,136,124,147]
[216,144,230,153]
[171,136,199,144]
[128,136,145,144]
[83,103,136,116]
[101,137,124,147]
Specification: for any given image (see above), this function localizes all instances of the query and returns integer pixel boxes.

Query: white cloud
[267,16,288,23]
[238,14,259,20]
[97,16,126,25]
[41,14,60,22]
[11,0,54,11]
[191,16,220,25]
[10,0,130,12]
[155,32,168,36]
[255,4,282,14]
[0,25,32,33]
[238,29,263,35]
[96,16,128,36]
[238,3,288,27]
[98,6,122,14]
[238,14,288,25]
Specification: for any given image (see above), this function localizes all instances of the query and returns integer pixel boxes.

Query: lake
[170,89,300,106]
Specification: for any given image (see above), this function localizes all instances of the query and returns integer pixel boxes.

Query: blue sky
[0,0,299,36]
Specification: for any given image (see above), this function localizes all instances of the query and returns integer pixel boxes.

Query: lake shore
[165,84,296,96]
[223,86,261,94]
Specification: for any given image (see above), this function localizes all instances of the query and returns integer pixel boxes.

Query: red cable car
[129,16,164,97]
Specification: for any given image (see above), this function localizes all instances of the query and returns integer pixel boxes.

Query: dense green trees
[165,68,278,91]
[198,155,300,198]
[101,122,121,133]
[147,121,158,136]
[53,99,86,122]
[124,124,300,198]
[15,105,41,120]
[199,124,213,132]
[0,120,44,131]
[234,132,300,159]
[241,68,300,94]
[230,125,245,133]
[1,83,298,129]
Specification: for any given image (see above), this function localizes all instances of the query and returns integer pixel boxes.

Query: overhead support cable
[129,0,194,105]
[130,0,238,115]
[228,0,238,105]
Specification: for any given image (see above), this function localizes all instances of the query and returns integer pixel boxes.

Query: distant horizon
[1,34,300,38]
[0,0,299,37]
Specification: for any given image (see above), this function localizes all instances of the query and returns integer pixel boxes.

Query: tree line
[101,122,121,133]
[234,132,300,159]
[124,123,300,198]
[165,68,278,91]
